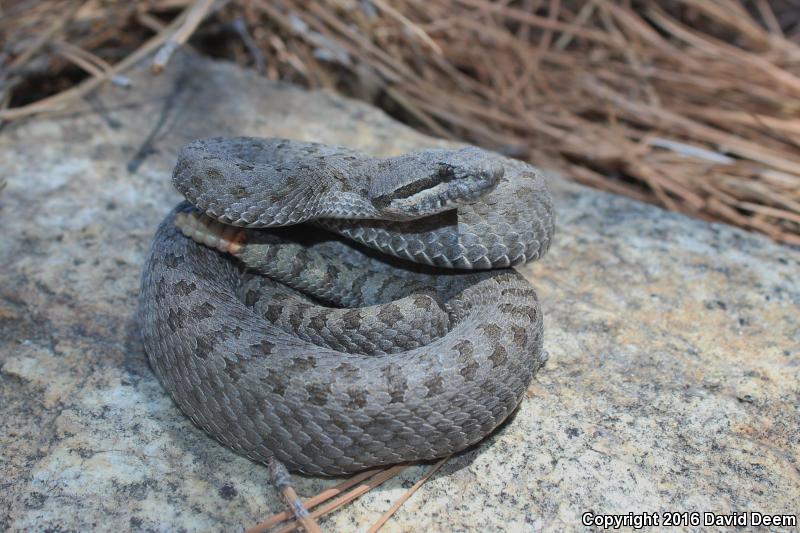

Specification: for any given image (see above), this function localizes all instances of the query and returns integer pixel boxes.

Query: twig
[6,0,85,72]
[267,460,322,533]
[246,467,382,533]
[52,41,107,80]
[3,0,799,243]
[738,202,800,225]
[232,16,266,75]
[0,2,194,121]
[152,0,214,73]
[276,464,409,533]
[277,484,322,533]
[370,0,443,55]
[366,456,450,533]
[754,0,784,38]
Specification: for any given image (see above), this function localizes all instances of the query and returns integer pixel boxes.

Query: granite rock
[1,52,798,532]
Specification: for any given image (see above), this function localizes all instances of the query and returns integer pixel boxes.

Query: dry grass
[3,0,800,244]
[243,458,448,533]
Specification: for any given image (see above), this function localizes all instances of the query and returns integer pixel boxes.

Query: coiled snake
[139,138,555,476]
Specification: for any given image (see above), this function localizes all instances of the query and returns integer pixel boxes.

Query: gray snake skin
[139,137,555,476]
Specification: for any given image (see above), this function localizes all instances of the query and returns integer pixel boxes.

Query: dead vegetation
[3,0,800,244]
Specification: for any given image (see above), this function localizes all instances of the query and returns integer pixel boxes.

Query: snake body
[139,138,555,475]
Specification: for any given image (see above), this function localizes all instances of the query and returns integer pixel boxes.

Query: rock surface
[1,53,798,532]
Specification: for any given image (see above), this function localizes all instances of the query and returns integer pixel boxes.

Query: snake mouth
[372,162,503,219]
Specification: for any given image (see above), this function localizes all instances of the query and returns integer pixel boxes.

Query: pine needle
[2,1,799,246]
[366,456,450,533]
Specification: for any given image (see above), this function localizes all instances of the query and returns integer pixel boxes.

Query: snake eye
[373,162,502,219]
[372,172,445,209]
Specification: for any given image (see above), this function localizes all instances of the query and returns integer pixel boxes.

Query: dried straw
[365,456,449,533]
[2,0,798,243]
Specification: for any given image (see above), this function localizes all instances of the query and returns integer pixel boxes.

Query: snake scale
[139,137,555,476]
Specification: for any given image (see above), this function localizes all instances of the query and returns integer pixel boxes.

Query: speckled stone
[1,52,798,532]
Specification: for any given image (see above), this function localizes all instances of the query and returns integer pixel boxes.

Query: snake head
[369,147,504,220]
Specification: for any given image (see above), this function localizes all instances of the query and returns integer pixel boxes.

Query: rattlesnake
[139,137,555,476]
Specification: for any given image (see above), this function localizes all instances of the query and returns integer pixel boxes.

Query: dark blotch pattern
[191,301,215,320]
[172,279,197,296]
[306,382,331,406]
[194,335,216,359]
[342,309,362,329]
[254,339,274,354]
[383,363,407,404]
[346,388,368,409]
[499,303,538,322]
[460,359,480,381]
[424,375,444,397]
[166,308,185,331]
[290,357,315,372]
[478,323,502,339]
[453,339,474,361]
[489,345,508,367]
[378,304,403,325]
